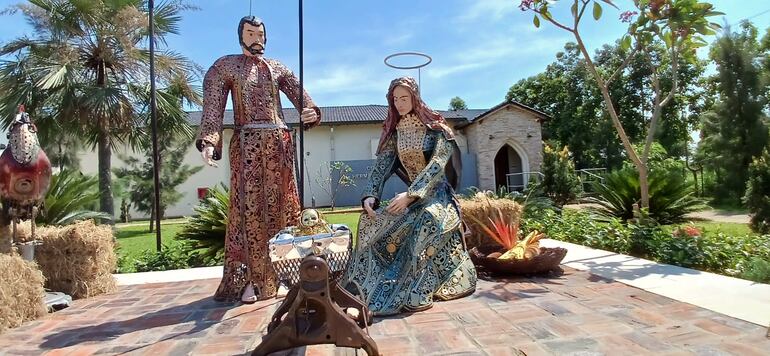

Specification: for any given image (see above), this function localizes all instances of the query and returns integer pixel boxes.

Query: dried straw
[459,193,523,250]
[0,253,46,334]
[32,220,117,299]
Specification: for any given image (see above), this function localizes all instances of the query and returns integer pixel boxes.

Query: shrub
[540,144,581,207]
[522,209,632,254]
[743,148,770,234]
[132,244,191,272]
[587,167,706,224]
[521,208,770,282]
[175,184,228,265]
[740,258,770,284]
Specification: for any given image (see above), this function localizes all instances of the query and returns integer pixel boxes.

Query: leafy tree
[114,135,203,231]
[743,148,770,234]
[519,0,722,209]
[449,96,468,110]
[508,40,705,169]
[698,23,769,205]
[0,0,201,218]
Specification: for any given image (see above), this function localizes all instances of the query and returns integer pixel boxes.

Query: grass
[116,217,188,228]
[116,223,187,262]
[663,221,756,237]
[326,212,361,235]
[706,202,749,214]
[115,212,363,265]
[318,205,360,212]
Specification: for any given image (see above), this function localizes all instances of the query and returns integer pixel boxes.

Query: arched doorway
[494,144,524,191]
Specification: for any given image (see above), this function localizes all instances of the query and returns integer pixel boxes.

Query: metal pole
[298,0,305,210]
[149,0,163,251]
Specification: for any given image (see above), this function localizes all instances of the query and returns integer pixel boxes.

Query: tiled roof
[186,105,487,127]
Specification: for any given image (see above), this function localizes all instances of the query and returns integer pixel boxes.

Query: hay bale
[34,220,117,299]
[0,253,46,334]
[459,194,523,250]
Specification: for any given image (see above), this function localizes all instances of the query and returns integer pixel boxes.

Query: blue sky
[1,0,769,112]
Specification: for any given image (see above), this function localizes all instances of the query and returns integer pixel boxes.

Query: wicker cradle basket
[268,224,352,289]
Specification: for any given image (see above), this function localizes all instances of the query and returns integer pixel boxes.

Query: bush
[587,167,706,224]
[740,258,770,284]
[175,184,228,265]
[522,209,632,254]
[132,244,191,272]
[743,149,770,234]
[522,208,770,281]
[540,144,581,207]
[647,231,740,272]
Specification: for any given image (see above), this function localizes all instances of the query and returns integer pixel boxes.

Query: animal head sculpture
[7,106,41,167]
[0,106,52,209]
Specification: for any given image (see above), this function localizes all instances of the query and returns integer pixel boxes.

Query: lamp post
[149,0,163,251]
[298,0,305,209]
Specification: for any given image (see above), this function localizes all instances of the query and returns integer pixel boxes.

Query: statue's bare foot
[345,308,360,319]
[241,283,257,304]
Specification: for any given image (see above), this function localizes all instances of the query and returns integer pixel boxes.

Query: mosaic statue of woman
[342,77,477,316]
[197,16,320,303]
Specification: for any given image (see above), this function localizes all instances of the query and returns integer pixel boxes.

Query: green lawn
[326,212,361,235]
[115,212,362,264]
[663,221,756,237]
[116,223,187,262]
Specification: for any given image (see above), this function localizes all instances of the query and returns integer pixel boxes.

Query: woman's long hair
[376,77,462,189]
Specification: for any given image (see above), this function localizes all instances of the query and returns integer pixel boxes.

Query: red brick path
[0,268,767,355]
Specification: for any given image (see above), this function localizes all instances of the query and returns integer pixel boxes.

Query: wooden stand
[252,256,379,356]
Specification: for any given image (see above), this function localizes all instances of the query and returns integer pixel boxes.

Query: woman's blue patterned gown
[342,114,477,316]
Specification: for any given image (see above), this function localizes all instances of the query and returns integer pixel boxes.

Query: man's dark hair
[238,16,267,48]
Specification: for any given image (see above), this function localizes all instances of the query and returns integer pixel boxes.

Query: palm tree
[0,0,200,218]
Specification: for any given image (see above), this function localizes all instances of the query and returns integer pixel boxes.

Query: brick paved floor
[1,268,768,356]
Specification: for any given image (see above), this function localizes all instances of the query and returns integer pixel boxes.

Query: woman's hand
[386,192,416,215]
[363,197,377,218]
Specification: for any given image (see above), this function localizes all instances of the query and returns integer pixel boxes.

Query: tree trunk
[639,165,649,215]
[96,59,114,221]
[148,204,155,233]
[573,32,648,208]
[97,126,115,220]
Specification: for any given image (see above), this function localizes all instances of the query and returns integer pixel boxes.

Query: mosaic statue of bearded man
[196,16,321,303]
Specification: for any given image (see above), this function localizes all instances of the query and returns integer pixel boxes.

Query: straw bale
[34,220,117,299]
[0,253,46,334]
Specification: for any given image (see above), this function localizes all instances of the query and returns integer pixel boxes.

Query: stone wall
[462,105,543,191]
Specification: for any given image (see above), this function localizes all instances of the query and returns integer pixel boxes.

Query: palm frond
[587,168,707,224]
[39,169,112,225]
[175,184,229,264]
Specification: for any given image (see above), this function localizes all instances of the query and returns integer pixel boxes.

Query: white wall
[302,123,382,208]
[77,120,482,218]
[78,131,232,219]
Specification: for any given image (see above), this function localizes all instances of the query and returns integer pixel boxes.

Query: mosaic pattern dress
[196,54,320,302]
[342,114,477,316]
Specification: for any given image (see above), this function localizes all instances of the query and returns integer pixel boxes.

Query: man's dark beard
[243,42,264,55]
